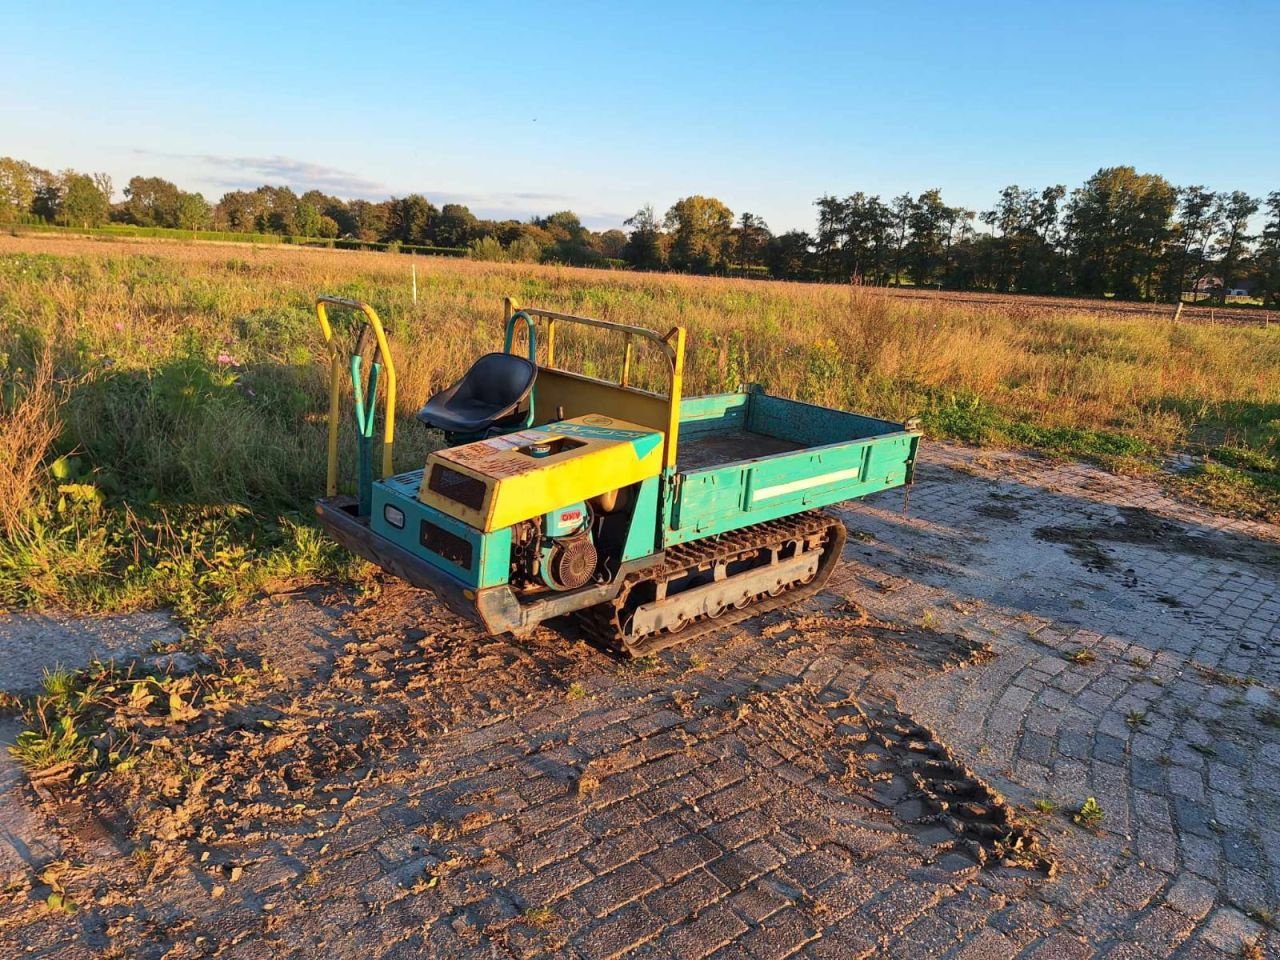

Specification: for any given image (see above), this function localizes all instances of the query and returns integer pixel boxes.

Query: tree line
[1,156,1276,305]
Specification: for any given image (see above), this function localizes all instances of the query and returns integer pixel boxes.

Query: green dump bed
[668,387,920,545]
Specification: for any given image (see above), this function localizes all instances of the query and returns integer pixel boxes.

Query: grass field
[1,234,1277,621]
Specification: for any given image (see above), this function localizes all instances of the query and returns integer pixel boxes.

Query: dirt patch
[0,577,1012,956]
[758,600,992,676]
[1034,505,1280,572]
[975,503,1021,521]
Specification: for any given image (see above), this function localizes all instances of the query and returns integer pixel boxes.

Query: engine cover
[543,533,598,590]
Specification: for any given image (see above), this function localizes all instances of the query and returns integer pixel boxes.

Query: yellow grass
[0,233,1276,615]
[2,233,1275,450]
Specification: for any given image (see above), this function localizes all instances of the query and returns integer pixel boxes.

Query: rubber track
[576,511,847,658]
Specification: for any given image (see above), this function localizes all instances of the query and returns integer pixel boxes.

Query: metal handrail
[517,306,679,365]
[315,296,397,497]
[503,297,686,471]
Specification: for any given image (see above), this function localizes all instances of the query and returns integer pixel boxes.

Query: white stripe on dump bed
[750,466,861,503]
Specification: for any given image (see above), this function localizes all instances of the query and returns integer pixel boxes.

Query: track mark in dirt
[1035,505,1280,573]
[717,674,1050,874]
[746,600,1036,873]
[855,707,1052,874]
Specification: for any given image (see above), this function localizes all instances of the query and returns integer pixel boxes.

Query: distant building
[1193,276,1252,298]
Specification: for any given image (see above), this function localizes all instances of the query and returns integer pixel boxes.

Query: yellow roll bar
[504,297,686,471]
[315,296,397,496]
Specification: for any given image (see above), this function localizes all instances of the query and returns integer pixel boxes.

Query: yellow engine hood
[418,415,664,531]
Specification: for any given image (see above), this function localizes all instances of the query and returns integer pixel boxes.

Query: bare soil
[1,441,1277,958]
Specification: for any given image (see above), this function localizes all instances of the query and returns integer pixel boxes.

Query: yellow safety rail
[504,297,686,471]
[315,296,398,496]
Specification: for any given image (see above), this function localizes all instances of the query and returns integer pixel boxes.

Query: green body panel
[678,391,749,434]
[621,475,662,562]
[665,388,919,547]
[370,471,512,589]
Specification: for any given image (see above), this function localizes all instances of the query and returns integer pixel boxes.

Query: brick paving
[0,442,1277,958]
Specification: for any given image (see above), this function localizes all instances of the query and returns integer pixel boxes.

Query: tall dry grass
[2,234,1275,457]
[0,350,68,537]
[0,233,1276,617]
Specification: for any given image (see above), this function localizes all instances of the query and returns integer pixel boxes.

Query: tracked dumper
[313,296,921,657]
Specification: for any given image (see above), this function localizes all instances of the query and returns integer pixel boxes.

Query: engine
[513,502,599,591]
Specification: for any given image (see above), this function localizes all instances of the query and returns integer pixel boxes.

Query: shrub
[467,236,507,262]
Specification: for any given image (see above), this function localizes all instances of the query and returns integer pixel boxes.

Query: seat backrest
[455,353,536,407]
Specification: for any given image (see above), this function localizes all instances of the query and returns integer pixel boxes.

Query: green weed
[7,657,259,783]
[522,906,557,927]
[1073,796,1105,828]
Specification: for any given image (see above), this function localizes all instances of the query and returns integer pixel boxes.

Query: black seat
[416,352,536,436]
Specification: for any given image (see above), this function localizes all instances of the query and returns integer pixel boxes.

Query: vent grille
[419,520,473,570]
[427,465,486,510]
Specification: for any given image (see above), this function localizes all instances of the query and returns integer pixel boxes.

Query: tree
[175,192,212,231]
[254,186,300,234]
[57,172,111,227]
[535,211,596,263]
[734,212,771,271]
[1164,186,1219,302]
[596,229,628,259]
[215,190,266,232]
[346,199,388,241]
[888,193,914,284]
[120,175,183,227]
[849,194,894,284]
[299,190,353,236]
[1254,192,1280,308]
[1064,167,1175,299]
[1211,191,1258,303]
[434,204,479,247]
[537,211,588,245]
[906,189,954,287]
[293,199,324,237]
[623,205,667,271]
[508,235,543,262]
[979,185,1065,292]
[386,194,437,246]
[765,231,813,280]
[0,157,41,221]
[664,195,734,274]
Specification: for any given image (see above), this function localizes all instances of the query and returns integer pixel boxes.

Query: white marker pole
[411,257,418,305]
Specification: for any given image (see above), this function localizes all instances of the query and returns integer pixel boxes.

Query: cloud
[134,150,385,197]
[426,189,573,208]
[130,150,628,227]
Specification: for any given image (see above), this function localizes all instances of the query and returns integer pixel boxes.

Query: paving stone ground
[0,442,1277,959]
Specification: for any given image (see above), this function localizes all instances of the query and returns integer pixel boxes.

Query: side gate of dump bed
[666,387,920,545]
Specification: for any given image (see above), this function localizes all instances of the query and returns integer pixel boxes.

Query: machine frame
[313,296,921,653]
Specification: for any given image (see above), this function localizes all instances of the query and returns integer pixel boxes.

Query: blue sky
[2,1,1276,232]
